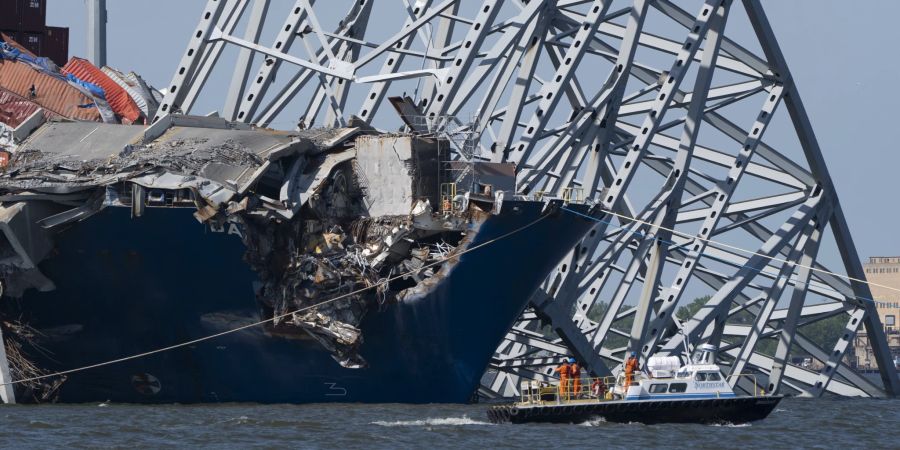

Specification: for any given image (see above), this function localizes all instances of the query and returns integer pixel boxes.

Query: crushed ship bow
[0,112,516,376]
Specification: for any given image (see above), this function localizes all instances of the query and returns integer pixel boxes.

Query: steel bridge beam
[158,0,895,399]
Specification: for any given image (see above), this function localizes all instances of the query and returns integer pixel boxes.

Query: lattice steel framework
[158,0,899,398]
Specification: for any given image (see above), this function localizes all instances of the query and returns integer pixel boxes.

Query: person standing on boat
[554,359,572,400]
[624,352,640,389]
[569,358,582,398]
[591,377,607,398]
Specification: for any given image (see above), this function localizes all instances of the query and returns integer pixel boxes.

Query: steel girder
[158,0,898,398]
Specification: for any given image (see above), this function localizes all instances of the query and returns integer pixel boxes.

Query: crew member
[554,359,571,400]
[624,352,640,389]
[591,377,607,398]
[569,358,581,398]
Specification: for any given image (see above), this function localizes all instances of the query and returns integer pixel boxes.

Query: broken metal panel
[0,201,64,296]
[0,201,61,268]
[388,96,427,133]
[101,66,154,119]
[122,71,161,118]
[354,135,442,216]
[294,148,354,208]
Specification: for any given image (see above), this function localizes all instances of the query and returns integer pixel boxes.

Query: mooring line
[1,209,556,387]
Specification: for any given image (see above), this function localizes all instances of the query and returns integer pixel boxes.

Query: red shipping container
[1,30,20,44]
[43,26,67,66]
[0,89,48,128]
[17,0,46,33]
[63,57,143,124]
[1,31,39,59]
[19,31,41,56]
[0,0,21,30]
[0,59,99,121]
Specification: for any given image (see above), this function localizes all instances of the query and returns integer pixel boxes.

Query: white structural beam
[0,326,15,404]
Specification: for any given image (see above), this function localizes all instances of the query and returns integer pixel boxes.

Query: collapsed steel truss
[159,0,899,397]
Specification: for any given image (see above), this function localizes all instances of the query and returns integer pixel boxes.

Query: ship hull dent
[4,200,596,404]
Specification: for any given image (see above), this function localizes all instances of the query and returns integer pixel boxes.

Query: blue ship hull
[4,200,594,404]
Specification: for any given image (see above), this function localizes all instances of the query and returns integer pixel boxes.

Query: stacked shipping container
[0,89,57,128]
[0,0,68,66]
[63,57,143,123]
[0,58,101,121]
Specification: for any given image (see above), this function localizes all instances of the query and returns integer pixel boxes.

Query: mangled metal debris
[0,114,511,369]
[0,319,63,402]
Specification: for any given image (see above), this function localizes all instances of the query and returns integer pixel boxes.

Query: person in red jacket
[591,377,607,398]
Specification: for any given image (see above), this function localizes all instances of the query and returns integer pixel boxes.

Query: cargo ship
[0,114,598,404]
[0,27,598,405]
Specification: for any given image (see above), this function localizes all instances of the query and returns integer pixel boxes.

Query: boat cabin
[614,344,735,400]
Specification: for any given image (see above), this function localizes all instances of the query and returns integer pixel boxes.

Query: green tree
[796,314,847,353]
[675,295,847,357]
[676,295,710,321]
[561,296,846,361]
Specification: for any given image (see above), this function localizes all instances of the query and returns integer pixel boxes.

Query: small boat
[487,345,783,425]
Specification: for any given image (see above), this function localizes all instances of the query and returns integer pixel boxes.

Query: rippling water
[1,397,896,448]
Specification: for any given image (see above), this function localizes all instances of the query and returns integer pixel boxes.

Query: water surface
[1,397,896,448]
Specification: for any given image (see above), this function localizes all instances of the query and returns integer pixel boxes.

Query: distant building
[0,0,69,66]
[853,257,900,370]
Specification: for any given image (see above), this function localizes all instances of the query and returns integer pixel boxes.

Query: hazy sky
[43,0,900,260]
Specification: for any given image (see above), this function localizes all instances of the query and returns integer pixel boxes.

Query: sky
[43,0,900,261]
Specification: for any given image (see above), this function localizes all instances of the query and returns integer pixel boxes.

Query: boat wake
[710,422,751,428]
[225,415,253,425]
[371,416,492,427]
[580,417,608,427]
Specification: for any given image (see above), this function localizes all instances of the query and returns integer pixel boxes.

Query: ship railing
[561,187,584,204]
[529,189,587,204]
[726,373,763,397]
[519,376,617,405]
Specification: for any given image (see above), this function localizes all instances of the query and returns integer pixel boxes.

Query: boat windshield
[694,371,723,381]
